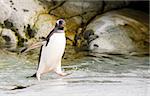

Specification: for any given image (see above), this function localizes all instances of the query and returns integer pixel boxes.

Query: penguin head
[56,19,65,29]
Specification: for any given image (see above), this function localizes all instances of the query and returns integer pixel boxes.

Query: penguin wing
[46,29,55,40]
[21,41,46,53]
[21,27,56,53]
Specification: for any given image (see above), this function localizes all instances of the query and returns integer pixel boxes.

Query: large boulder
[33,14,56,39]
[81,9,149,54]
[0,28,17,49]
[0,0,47,38]
[0,0,12,23]
[0,0,57,48]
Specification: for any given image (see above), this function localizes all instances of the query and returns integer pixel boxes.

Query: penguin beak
[61,22,66,27]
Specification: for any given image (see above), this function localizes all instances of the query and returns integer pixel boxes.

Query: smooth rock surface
[82,9,149,54]
[1,28,17,49]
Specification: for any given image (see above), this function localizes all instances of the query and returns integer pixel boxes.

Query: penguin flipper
[20,47,28,53]
[20,41,46,53]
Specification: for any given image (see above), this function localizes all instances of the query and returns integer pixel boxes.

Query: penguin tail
[26,73,36,78]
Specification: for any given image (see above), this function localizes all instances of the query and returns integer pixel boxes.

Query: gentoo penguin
[31,19,67,81]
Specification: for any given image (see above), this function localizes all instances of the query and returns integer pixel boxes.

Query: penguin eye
[59,20,63,25]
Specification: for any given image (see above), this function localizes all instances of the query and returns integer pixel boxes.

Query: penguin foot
[56,72,71,76]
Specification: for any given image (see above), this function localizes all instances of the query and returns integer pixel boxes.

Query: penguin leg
[54,60,68,76]
[36,64,54,81]
[36,71,41,81]
[36,63,47,81]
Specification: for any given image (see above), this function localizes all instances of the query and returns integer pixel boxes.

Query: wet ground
[0,49,149,96]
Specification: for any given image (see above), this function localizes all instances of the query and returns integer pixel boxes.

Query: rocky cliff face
[0,0,149,55]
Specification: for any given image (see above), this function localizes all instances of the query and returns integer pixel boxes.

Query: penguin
[27,19,68,81]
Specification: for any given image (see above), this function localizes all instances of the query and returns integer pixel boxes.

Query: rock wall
[0,0,149,55]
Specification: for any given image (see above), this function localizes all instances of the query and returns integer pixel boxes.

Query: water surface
[0,50,149,96]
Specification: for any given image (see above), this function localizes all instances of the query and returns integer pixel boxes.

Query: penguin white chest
[44,33,66,59]
[47,33,66,49]
[41,33,66,66]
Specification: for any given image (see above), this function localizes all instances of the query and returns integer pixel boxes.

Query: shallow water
[0,50,149,96]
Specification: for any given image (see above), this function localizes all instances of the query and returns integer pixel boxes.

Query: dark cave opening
[128,1,149,14]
